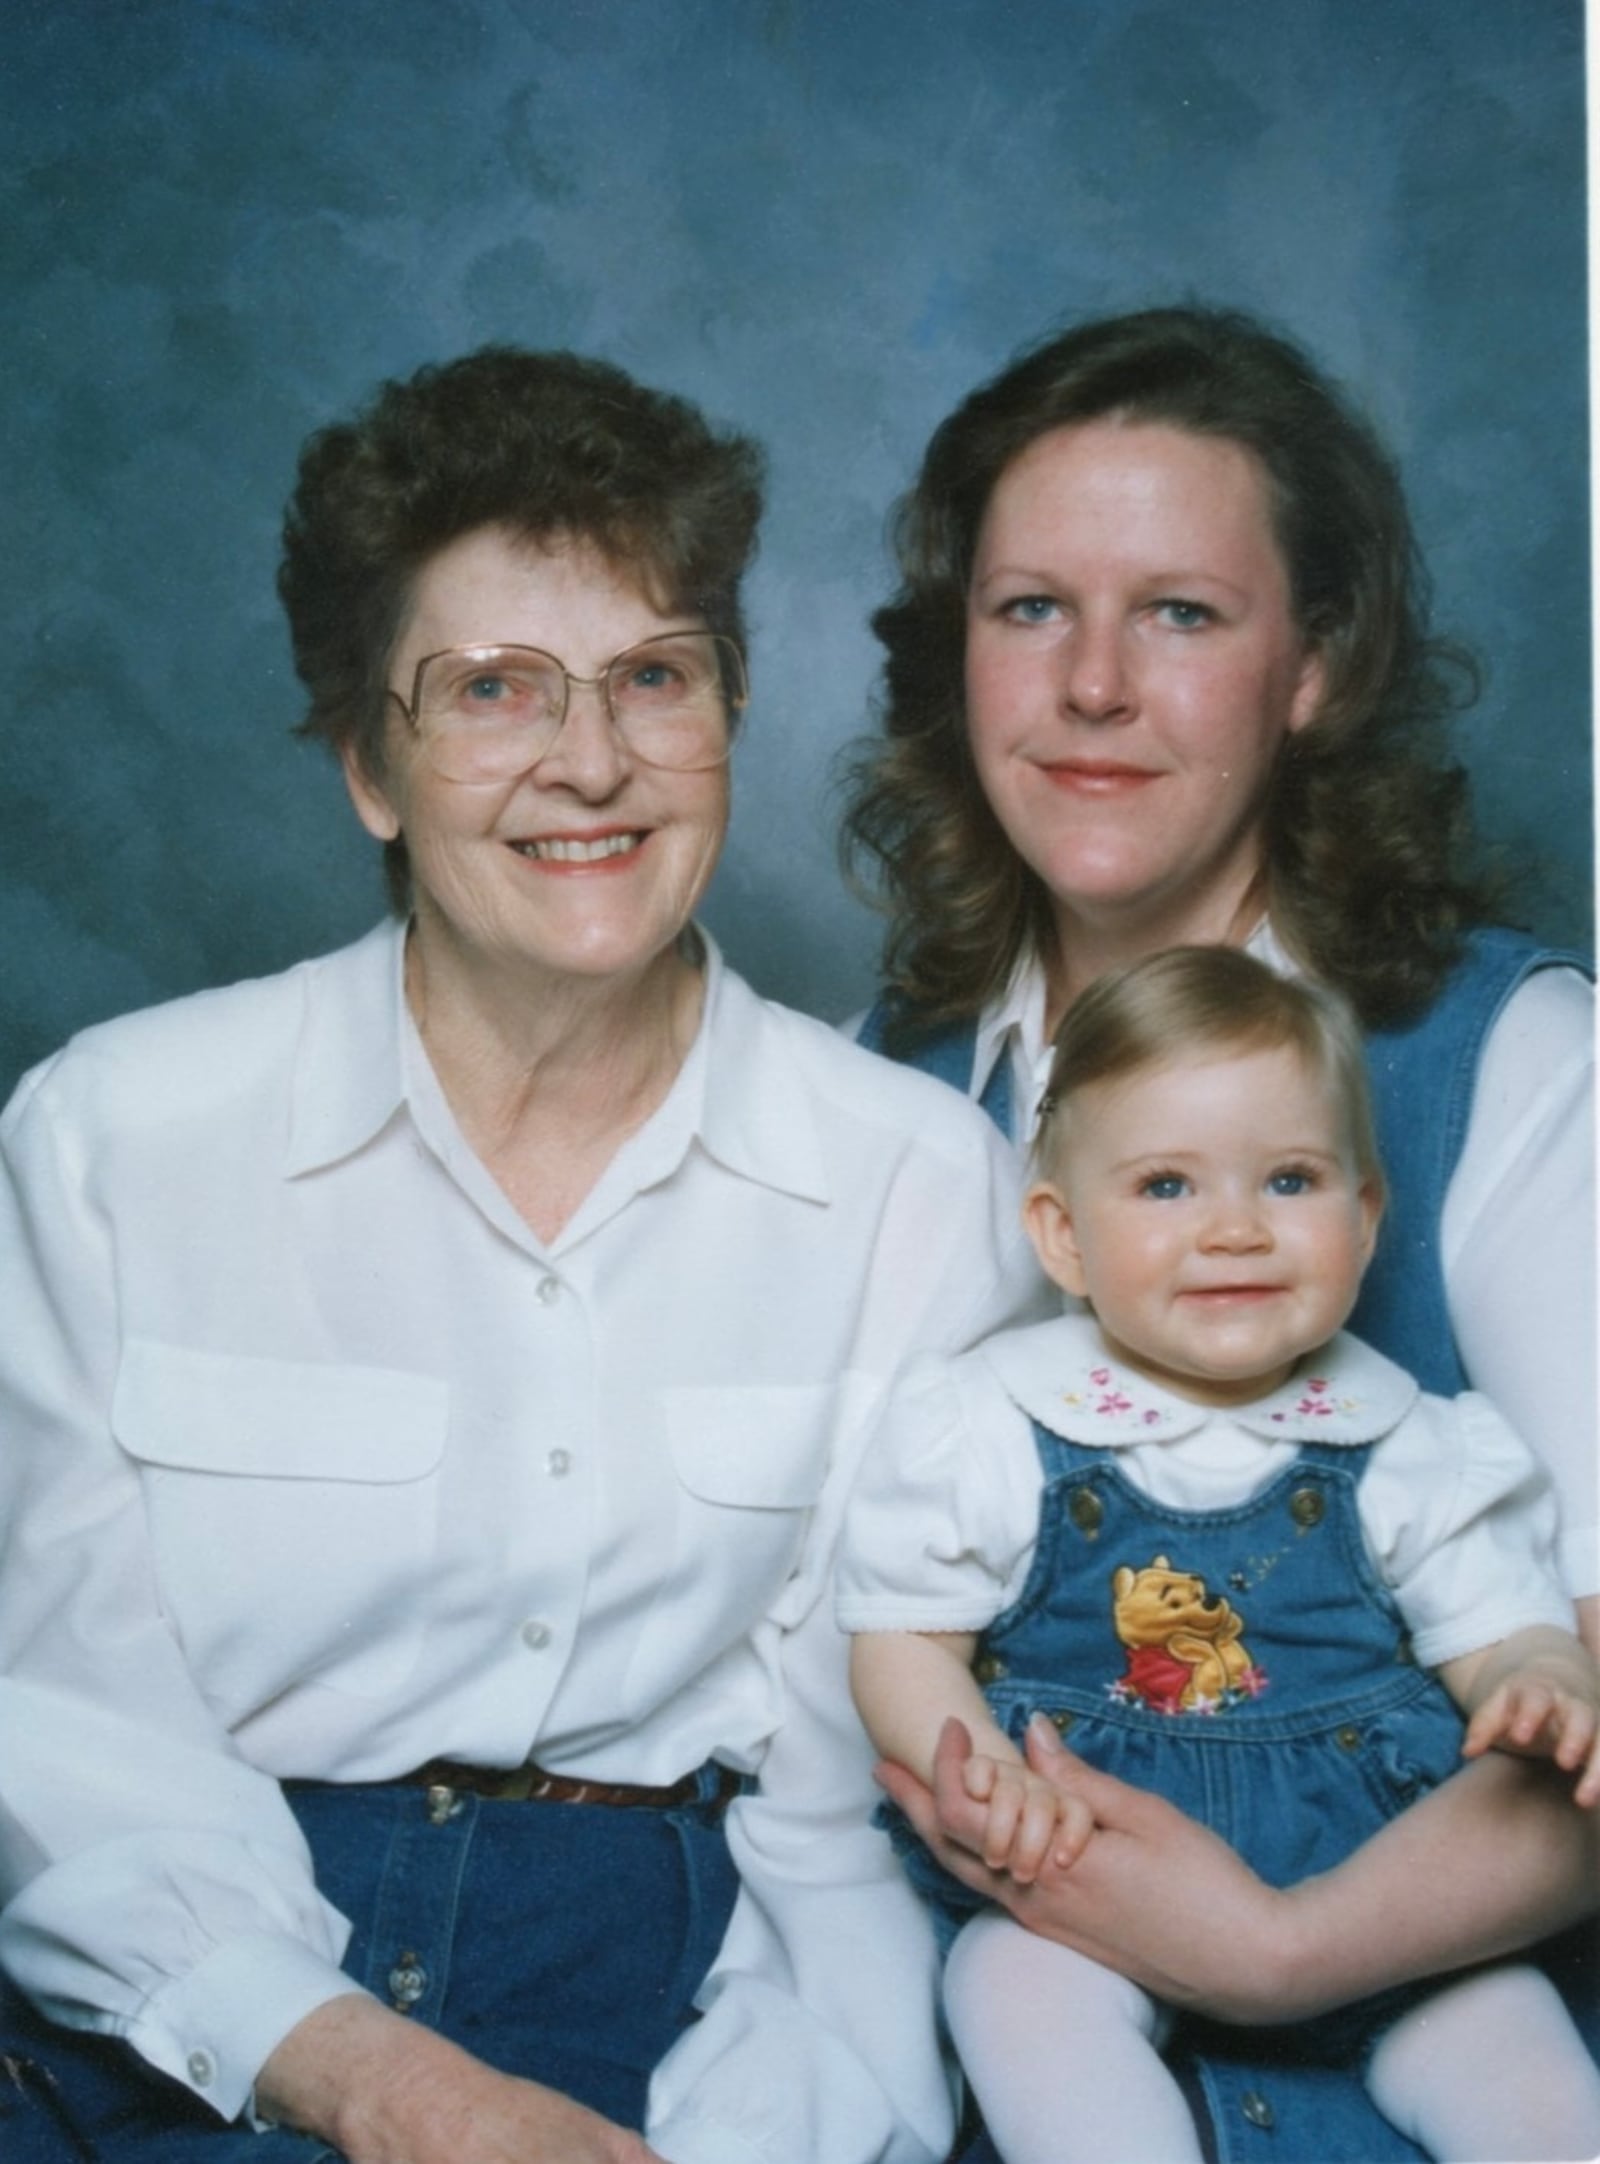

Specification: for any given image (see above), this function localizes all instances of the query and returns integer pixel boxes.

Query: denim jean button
[1069,1487,1104,1535]
[388,1955,428,2009]
[1241,2089,1276,2129]
[1289,1486,1325,1528]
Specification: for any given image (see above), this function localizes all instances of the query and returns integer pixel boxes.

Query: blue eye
[465,675,510,703]
[1003,594,1060,624]
[623,660,688,695]
[1268,1168,1314,1196]
[1140,1173,1189,1201]
[1155,599,1214,631]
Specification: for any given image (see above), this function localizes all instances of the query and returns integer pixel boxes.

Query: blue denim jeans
[0,1765,741,2161]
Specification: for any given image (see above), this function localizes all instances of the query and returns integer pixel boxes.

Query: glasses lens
[415,648,565,779]
[606,635,745,770]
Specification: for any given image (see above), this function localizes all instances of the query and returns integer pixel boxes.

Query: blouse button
[520,1618,552,1651]
[1288,1486,1325,1528]
[1069,1487,1104,1536]
[546,1449,572,1478]
[536,1276,562,1306]
[186,2049,216,2088]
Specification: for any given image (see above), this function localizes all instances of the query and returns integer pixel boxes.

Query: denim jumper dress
[896,1419,1465,2025]
[862,929,1598,2162]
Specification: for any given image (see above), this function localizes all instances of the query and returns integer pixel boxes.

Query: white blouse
[958,927,1598,1600]
[837,1312,1575,1673]
[0,921,1045,2164]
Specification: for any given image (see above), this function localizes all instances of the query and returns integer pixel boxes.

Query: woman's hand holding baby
[962,1744,1094,1881]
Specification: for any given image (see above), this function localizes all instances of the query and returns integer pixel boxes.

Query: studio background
[2,0,1589,1096]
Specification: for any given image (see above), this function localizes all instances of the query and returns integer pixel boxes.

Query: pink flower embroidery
[1238,1665,1270,1699]
[1096,1389,1133,1416]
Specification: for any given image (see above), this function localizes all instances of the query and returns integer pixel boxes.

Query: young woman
[845,305,1596,2163]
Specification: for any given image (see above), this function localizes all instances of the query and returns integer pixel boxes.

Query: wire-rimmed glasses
[390,632,749,781]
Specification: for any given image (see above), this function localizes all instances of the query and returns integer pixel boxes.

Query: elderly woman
[844,305,1597,2162]
[0,349,1040,2163]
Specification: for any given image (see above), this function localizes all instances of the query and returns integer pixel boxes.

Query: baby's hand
[1462,1647,1600,1808]
[961,1748,1094,1882]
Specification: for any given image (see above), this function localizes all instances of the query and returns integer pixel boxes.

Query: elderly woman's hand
[257,1996,665,2164]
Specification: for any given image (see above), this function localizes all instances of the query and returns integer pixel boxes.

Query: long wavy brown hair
[279,346,764,910]
[841,306,1503,1040]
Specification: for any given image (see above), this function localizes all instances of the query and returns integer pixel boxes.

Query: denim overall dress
[900,1420,1464,1991]
[863,930,1598,2162]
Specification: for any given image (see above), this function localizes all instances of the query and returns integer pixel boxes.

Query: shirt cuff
[125,1931,373,2123]
[835,1596,999,1633]
[1409,1595,1578,1674]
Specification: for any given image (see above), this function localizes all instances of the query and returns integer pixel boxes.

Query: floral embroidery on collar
[1059,1366,1169,1429]
[1269,1374,1361,1423]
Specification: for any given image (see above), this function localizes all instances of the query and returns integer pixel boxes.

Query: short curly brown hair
[842,305,1502,1037]
[279,346,764,907]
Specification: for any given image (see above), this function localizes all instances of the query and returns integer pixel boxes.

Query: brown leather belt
[402,1756,743,1813]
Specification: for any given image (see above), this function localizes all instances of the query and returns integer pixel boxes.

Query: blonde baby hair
[1032,947,1385,1199]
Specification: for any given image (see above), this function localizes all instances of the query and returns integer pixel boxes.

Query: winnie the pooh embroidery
[1109,1555,1267,1714]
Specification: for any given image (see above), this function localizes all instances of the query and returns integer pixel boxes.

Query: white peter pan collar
[981,1309,1419,1449]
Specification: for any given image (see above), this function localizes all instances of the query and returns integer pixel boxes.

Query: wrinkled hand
[1464,1655,1600,1808]
[961,1747,1093,1882]
[257,1995,664,2164]
[878,1715,1308,2025]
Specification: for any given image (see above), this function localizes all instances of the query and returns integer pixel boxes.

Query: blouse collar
[983,1308,1419,1448]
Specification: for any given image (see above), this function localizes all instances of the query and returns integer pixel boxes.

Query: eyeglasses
[389,632,748,782]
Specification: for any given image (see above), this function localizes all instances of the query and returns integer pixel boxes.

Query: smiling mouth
[1038,761,1159,790]
[510,833,644,863]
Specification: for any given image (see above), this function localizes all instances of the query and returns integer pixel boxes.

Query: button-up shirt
[0,920,1044,2163]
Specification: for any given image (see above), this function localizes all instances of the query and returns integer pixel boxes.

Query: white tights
[1367,1961,1600,2162]
[943,1910,1600,2164]
[944,1912,1202,2164]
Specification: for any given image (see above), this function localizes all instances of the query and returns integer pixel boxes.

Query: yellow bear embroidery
[1110,1555,1264,1714]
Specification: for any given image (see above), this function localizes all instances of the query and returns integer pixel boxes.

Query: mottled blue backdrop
[2,0,1589,1092]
